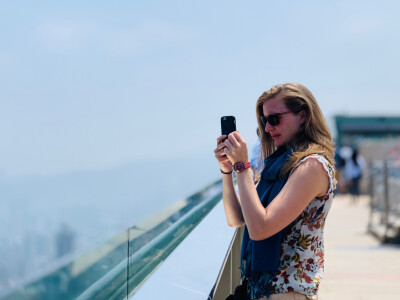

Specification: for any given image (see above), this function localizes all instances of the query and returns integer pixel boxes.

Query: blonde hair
[256,83,335,177]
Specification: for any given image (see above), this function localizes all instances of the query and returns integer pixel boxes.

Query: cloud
[38,20,92,49]
[347,17,384,35]
[36,19,196,56]
[100,21,197,56]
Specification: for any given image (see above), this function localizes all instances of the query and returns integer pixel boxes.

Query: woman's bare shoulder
[289,156,330,197]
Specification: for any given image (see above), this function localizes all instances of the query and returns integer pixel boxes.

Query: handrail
[0,179,223,300]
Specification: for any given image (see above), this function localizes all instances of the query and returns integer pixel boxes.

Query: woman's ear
[299,109,307,124]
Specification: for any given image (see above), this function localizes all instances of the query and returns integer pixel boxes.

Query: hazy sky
[1,0,400,176]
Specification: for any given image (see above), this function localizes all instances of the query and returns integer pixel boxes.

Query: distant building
[55,224,75,258]
[335,115,400,148]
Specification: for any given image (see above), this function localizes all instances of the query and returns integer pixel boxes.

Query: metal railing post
[383,160,389,242]
[368,161,374,230]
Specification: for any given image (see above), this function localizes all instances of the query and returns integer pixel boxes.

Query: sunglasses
[261,111,291,127]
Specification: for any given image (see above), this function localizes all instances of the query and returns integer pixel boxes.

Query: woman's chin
[272,138,282,147]
[274,140,291,149]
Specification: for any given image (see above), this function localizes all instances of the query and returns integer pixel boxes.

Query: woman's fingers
[215,142,227,153]
[220,140,228,149]
[214,146,227,155]
[215,148,231,161]
[231,131,246,144]
[224,138,233,149]
[228,132,240,148]
[217,135,227,145]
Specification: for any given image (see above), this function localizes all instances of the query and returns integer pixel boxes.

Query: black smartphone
[221,116,236,137]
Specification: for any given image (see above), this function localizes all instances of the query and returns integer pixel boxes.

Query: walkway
[319,194,400,299]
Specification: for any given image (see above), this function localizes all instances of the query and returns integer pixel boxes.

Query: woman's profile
[214,83,336,300]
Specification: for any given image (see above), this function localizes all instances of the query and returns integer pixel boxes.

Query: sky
[1,0,400,177]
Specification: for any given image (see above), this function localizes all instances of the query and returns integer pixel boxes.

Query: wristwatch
[233,161,251,173]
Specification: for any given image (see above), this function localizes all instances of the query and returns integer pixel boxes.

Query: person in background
[344,148,365,203]
[214,83,335,300]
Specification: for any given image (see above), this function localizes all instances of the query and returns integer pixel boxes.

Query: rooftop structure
[335,115,400,148]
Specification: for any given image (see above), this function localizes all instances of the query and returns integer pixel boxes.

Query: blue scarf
[240,146,294,299]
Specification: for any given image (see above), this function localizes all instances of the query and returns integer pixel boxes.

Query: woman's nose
[264,121,273,132]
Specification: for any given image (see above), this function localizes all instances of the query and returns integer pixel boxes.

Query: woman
[214,83,336,300]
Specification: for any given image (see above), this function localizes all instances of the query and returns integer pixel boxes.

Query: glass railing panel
[130,201,237,300]
[127,179,223,296]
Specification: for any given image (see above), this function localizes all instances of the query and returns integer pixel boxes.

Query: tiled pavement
[319,194,400,299]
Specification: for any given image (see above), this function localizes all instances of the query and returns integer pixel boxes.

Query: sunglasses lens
[269,115,279,126]
[261,116,266,127]
[261,114,279,127]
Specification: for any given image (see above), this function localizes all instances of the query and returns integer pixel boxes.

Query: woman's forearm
[235,168,267,238]
[221,173,245,227]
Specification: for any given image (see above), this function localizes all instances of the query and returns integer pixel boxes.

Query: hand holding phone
[216,116,248,171]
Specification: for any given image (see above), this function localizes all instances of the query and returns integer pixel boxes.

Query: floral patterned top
[269,155,336,299]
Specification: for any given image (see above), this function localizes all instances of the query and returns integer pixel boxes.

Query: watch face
[234,162,245,172]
